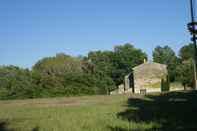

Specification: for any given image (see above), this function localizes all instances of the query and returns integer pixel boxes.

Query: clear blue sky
[0,0,196,68]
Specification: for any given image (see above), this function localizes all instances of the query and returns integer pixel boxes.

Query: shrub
[161,75,170,92]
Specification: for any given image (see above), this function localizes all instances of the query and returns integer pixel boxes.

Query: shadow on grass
[0,121,39,131]
[111,91,197,131]
[0,121,13,131]
[32,126,39,131]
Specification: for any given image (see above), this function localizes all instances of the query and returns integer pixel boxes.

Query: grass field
[0,91,197,131]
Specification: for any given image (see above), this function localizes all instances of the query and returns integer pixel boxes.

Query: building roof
[132,62,167,79]
[133,62,167,71]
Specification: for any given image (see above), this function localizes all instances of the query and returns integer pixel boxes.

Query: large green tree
[88,43,147,86]
[177,44,196,88]
[33,53,114,95]
[33,54,83,89]
[153,46,179,81]
[176,59,195,89]
[0,66,38,99]
[153,46,177,64]
[179,43,195,61]
[87,51,117,92]
[0,43,147,99]
[113,44,147,85]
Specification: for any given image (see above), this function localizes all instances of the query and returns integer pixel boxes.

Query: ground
[0,91,197,131]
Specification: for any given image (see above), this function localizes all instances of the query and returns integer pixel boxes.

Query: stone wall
[110,62,168,95]
[133,62,167,93]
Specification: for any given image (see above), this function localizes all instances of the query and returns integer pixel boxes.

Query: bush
[161,75,170,92]
[0,43,146,100]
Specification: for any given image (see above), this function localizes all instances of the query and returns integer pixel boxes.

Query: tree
[153,46,177,64]
[176,59,195,89]
[32,53,115,96]
[176,44,196,89]
[87,51,116,92]
[32,54,83,89]
[88,43,147,86]
[179,43,195,61]
[153,46,179,82]
[112,43,147,85]
[161,75,170,92]
[0,43,147,99]
[0,66,38,99]
[87,51,115,77]
[33,53,83,76]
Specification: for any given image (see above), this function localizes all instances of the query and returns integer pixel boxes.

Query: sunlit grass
[0,94,157,131]
[1,91,196,131]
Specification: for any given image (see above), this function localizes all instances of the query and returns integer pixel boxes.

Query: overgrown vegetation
[161,75,170,91]
[153,44,196,89]
[0,43,195,99]
[0,44,146,99]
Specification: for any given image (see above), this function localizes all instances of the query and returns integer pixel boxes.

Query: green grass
[170,82,184,89]
[0,91,197,131]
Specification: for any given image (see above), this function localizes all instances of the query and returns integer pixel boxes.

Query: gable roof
[132,62,167,71]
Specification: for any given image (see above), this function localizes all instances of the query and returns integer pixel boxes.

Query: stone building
[110,61,168,94]
[131,62,167,93]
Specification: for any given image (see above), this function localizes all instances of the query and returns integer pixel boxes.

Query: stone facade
[110,62,168,94]
[132,62,167,93]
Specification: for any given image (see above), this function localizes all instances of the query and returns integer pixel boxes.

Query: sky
[0,0,196,68]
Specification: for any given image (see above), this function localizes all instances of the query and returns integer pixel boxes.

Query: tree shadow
[111,91,197,131]
[0,121,13,131]
[0,121,39,131]
[31,126,39,131]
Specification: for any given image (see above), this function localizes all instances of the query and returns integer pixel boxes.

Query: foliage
[179,43,195,61]
[112,44,147,85]
[161,75,170,92]
[176,59,195,88]
[153,44,196,88]
[0,66,38,99]
[88,43,147,86]
[176,44,196,88]
[153,45,179,82]
[0,43,146,99]
[153,46,176,64]
[32,54,115,97]
[2,43,196,100]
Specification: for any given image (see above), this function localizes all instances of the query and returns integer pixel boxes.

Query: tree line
[0,43,195,99]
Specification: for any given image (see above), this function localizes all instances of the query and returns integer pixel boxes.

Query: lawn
[0,91,197,131]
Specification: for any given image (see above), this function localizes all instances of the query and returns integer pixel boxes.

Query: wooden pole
[189,0,197,89]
